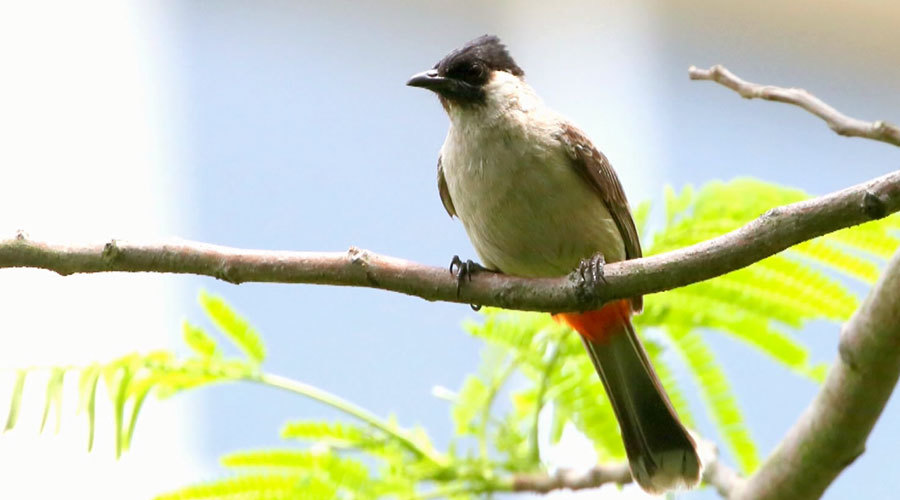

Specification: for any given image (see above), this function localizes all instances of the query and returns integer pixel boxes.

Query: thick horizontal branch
[1,170,898,312]
[689,65,900,147]
[733,246,900,500]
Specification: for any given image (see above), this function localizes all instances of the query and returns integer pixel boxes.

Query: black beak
[407,69,483,102]
[406,69,451,92]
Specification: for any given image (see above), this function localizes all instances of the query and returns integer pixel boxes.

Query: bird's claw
[576,253,607,293]
[449,255,486,310]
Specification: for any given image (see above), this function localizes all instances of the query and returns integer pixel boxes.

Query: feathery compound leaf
[113,369,132,459]
[222,449,370,486]
[452,375,488,435]
[668,326,759,473]
[281,420,376,448]
[465,308,626,459]
[551,352,624,461]
[40,367,65,434]
[155,474,321,500]
[77,364,102,451]
[123,375,157,452]
[641,178,898,383]
[632,200,652,238]
[4,370,27,432]
[825,219,900,259]
[200,292,266,364]
[183,321,218,358]
[642,336,694,429]
[643,287,820,379]
[792,239,881,283]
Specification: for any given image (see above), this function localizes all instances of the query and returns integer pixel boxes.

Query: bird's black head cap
[435,35,524,84]
[407,35,523,105]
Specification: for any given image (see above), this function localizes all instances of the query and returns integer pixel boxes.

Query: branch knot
[862,190,887,220]
[102,240,121,263]
[215,262,240,284]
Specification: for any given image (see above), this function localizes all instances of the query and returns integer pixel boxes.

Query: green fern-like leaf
[222,449,369,483]
[39,367,65,434]
[668,326,759,472]
[183,320,219,358]
[200,291,266,364]
[281,420,377,449]
[635,179,898,470]
[124,375,157,452]
[105,358,136,458]
[452,375,489,436]
[4,370,27,432]
[154,474,324,500]
[465,309,626,460]
[77,363,102,451]
[642,336,694,429]
[825,217,900,259]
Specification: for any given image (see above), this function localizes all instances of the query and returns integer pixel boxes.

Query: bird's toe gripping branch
[572,252,607,307]
[577,252,607,286]
[449,255,491,311]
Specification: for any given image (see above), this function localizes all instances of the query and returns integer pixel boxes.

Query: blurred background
[1,1,899,498]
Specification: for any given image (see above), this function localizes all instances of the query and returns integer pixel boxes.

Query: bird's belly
[444,149,625,279]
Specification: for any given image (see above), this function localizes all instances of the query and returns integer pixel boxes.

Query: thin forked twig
[689,64,900,147]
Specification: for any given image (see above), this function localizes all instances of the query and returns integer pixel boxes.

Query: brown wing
[437,155,457,218]
[557,124,643,312]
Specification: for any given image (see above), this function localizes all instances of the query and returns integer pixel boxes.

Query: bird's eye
[450,62,485,83]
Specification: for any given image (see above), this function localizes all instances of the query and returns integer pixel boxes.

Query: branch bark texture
[1,168,898,313]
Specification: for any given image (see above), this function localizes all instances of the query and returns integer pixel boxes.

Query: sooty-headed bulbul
[407,35,701,494]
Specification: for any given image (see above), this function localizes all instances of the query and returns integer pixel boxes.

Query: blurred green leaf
[200,291,266,364]
[183,321,218,358]
[4,370,26,432]
[40,367,65,434]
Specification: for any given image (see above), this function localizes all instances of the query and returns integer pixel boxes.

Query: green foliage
[281,420,378,448]
[4,370,26,431]
[200,291,266,364]
[77,363,101,450]
[667,326,757,471]
[3,179,897,499]
[633,179,897,471]
[40,367,65,434]
[155,474,333,500]
[183,321,219,358]
[1,294,263,457]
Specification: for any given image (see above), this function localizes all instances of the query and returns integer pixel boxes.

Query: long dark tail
[557,301,701,494]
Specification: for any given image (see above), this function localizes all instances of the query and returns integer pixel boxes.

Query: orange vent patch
[554,299,632,344]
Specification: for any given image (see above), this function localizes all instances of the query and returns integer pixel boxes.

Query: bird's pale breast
[440,117,625,279]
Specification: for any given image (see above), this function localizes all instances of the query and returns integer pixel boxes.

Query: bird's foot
[574,253,606,298]
[449,255,490,311]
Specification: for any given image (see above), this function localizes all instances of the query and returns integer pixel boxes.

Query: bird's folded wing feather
[557,124,643,311]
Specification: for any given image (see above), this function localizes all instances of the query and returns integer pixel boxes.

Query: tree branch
[1,169,897,313]
[688,63,900,499]
[732,246,900,500]
[508,439,743,497]
[509,463,631,493]
[689,65,900,147]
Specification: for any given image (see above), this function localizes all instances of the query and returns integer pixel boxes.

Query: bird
[407,35,701,494]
